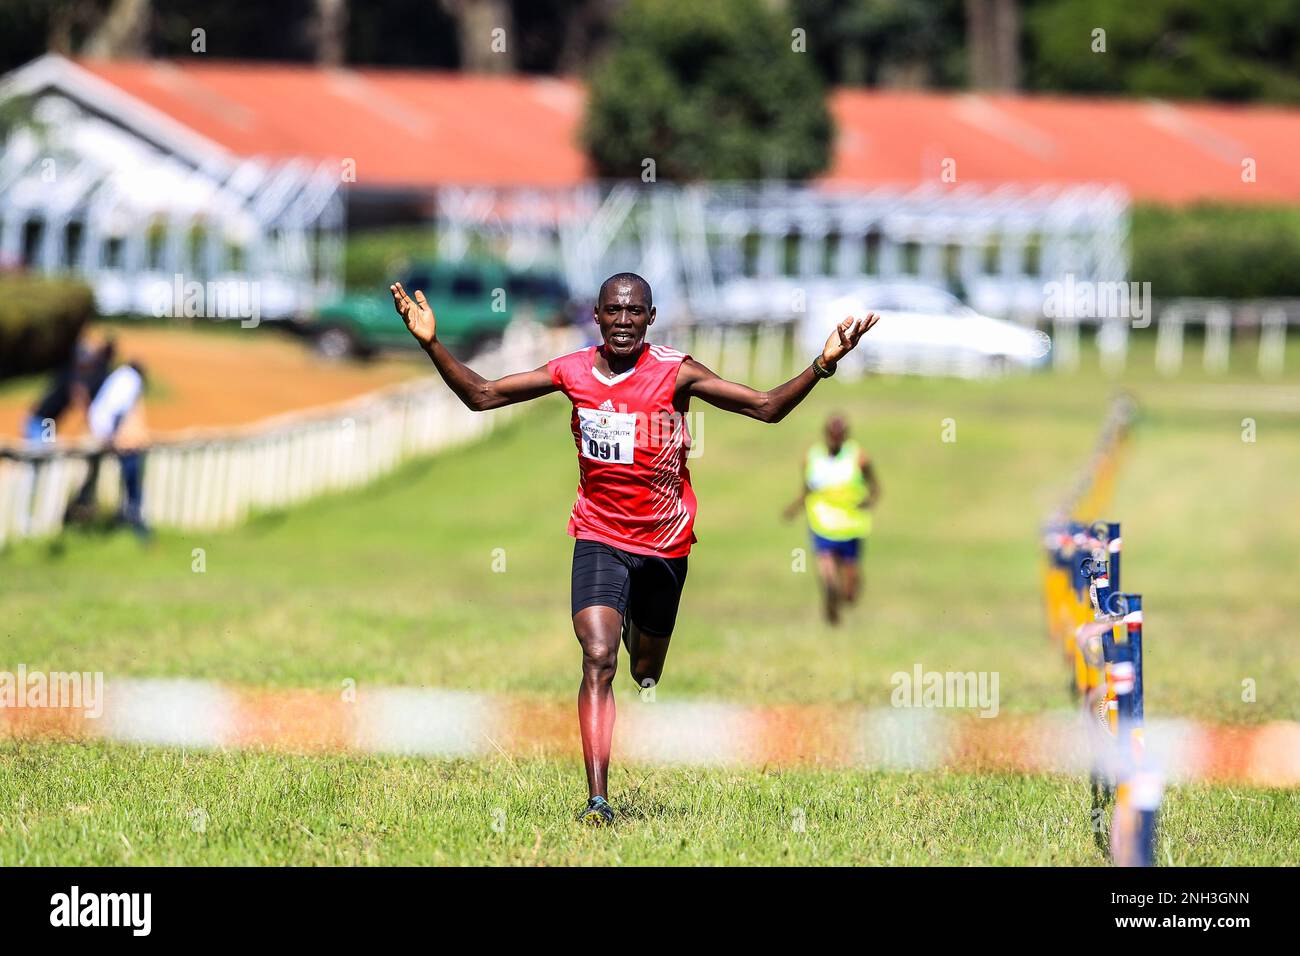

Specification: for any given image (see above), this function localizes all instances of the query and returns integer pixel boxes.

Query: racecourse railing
[657,319,1008,380]
[0,322,578,547]
[1041,397,1161,866]
[3,299,1290,548]
[662,296,1292,382]
[1052,297,1296,376]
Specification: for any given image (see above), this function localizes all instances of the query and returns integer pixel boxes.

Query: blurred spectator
[23,334,115,443]
[84,361,151,538]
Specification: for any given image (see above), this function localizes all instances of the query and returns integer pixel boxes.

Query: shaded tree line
[1,0,1295,107]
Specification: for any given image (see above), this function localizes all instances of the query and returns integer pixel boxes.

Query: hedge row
[1131,203,1300,299]
[344,227,439,292]
[0,274,95,379]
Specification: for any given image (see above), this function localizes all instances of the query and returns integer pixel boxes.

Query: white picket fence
[0,322,577,547]
[1051,298,1295,376]
[667,299,1295,381]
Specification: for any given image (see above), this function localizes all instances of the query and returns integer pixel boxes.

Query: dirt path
[1,322,425,440]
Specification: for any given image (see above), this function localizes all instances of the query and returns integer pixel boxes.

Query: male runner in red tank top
[390,273,878,825]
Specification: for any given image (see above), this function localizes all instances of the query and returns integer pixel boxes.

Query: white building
[0,55,344,319]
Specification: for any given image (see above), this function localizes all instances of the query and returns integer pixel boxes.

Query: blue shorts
[811,532,863,561]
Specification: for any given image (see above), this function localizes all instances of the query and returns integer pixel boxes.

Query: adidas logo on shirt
[599,399,616,411]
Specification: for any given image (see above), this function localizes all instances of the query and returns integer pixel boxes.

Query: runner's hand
[391,282,436,347]
[820,314,879,366]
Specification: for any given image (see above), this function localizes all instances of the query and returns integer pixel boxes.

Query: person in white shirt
[85,362,151,537]
[87,364,143,441]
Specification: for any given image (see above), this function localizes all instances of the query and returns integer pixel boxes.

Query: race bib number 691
[577,407,636,464]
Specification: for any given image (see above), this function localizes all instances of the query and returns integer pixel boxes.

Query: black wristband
[812,356,836,379]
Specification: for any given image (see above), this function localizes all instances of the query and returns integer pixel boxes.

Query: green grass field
[4,746,1295,865]
[3,338,1299,865]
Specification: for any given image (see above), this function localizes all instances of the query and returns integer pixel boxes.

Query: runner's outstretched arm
[390,281,558,411]
[678,315,878,423]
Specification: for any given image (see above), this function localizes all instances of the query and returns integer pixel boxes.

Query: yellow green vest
[805,440,871,540]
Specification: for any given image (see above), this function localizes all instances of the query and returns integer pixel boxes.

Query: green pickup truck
[306,260,572,359]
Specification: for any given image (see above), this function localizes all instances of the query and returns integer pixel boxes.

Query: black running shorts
[570,539,689,636]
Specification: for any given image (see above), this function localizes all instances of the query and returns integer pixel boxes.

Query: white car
[801,283,1051,378]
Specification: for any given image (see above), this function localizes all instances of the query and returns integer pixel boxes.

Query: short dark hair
[598,272,652,308]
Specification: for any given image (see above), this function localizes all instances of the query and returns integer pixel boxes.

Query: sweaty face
[595,282,654,358]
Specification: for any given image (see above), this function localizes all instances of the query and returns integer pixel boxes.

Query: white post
[1258,307,1287,377]
[98,455,121,516]
[836,226,865,276]
[1203,305,1231,374]
[757,229,782,278]
[798,226,826,277]
[1097,317,1129,376]
[1155,307,1185,377]
[152,449,171,527]
[878,236,902,278]
[197,445,217,529]
[30,458,56,535]
[180,449,199,529]
[1052,317,1080,372]
[0,460,14,548]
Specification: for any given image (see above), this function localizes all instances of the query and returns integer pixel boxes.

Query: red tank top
[547,343,697,557]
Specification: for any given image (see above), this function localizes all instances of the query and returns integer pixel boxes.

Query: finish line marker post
[1040,398,1162,866]
[1068,524,1161,866]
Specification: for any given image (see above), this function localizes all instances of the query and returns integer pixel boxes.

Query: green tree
[582,0,833,181]
[790,0,967,89]
[1024,0,1300,104]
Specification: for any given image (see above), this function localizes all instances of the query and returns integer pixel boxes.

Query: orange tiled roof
[826,88,1300,204]
[74,59,1300,203]
[78,59,590,188]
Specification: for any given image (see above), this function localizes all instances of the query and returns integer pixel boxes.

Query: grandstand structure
[10,54,1300,325]
[0,55,344,319]
[435,180,1129,323]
